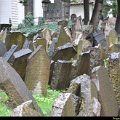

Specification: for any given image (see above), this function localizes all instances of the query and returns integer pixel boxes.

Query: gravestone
[108,53,120,106]
[51,93,76,116]
[22,39,31,49]
[0,57,42,114]
[72,17,82,41]
[47,37,58,58]
[92,30,106,48]
[55,26,71,48]
[0,28,7,42]
[51,60,72,90]
[25,45,50,96]
[0,41,7,57]
[76,51,90,76]
[52,42,77,62]
[5,32,26,51]
[3,44,18,62]
[109,44,120,53]
[77,39,83,59]
[34,38,47,50]
[12,49,32,80]
[11,100,41,116]
[107,30,118,52]
[41,28,51,49]
[91,66,119,116]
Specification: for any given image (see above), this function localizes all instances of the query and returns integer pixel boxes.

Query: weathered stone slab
[5,32,26,51]
[12,49,32,80]
[0,29,7,42]
[11,100,41,116]
[25,45,50,96]
[92,30,106,48]
[91,66,119,116]
[109,44,120,53]
[76,51,90,76]
[107,30,118,52]
[0,41,7,57]
[22,39,31,49]
[34,38,47,50]
[108,53,120,106]
[0,57,42,114]
[52,43,77,62]
[51,93,76,116]
[51,60,72,90]
[55,26,71,48]
[3,45,18,62]
[47,38,58,58]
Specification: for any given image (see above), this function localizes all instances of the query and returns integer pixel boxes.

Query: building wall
[70,4,94,20]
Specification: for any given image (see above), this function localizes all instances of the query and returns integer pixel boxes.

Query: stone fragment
[0,41,7,57]
[51,93,76,116]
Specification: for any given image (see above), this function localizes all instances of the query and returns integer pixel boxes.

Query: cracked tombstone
[12,49,32,80]
[108,53,120,106]
[51,60,72,90]
[55,26,71,48]
[0,57,43,114]
[91,66,119,116]
[11,100,41,116]
[5,32,26,51]
[0,41,7,57]
[51,93,76,116]
[25,45,50,96]
[52,43,77,62]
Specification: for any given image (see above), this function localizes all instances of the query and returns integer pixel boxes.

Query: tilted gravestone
[92,30,106,48]
[91,66,119,116]
[109,44,120,53]
[12,49,32,80]
[11,100,41,116]
[51,93,76,116]
[55,26,71,48]
[22,39,31,49]
[0,41,7,57]
[3,44,18,62]
[108,53,120,106]
[25,45,50,96]
[5,32,26,51]
[51,60,72,90]
[52,42,77,62]
[0,57,43,114]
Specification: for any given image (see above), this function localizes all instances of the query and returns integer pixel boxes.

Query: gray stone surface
[51,60,72,90]
[51,93,76,116]
[91,66,119,116]
[0,41,7,57]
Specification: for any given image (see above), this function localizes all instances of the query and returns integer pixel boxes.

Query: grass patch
[0,88,65,116]
[0,91,12,116]
[33,88,65,116]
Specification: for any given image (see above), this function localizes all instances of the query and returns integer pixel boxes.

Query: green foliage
[33,88,65,116]
[0,91,12,116]
[102,0,117,19]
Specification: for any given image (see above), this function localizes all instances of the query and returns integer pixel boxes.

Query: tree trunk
[90,0,103,26]
[84,0,89,25]
[115,0,120,34]
[25,0,34,16]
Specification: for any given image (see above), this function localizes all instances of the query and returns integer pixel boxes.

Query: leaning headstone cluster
[0,18,119,116]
